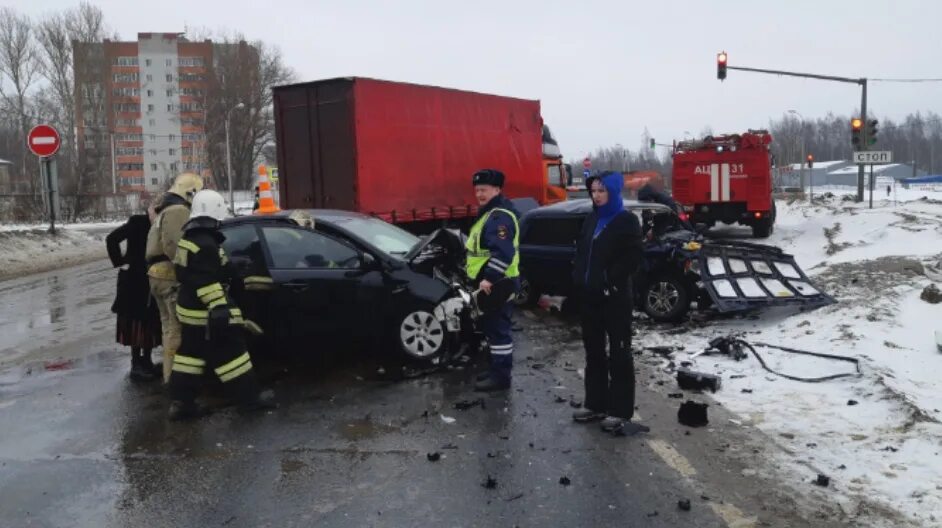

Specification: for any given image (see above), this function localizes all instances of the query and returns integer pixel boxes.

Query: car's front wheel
[642,274,691,322]
[396,304,447,361]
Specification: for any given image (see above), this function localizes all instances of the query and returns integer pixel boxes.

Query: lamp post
[225,102,246,213]
[788,110,808,201]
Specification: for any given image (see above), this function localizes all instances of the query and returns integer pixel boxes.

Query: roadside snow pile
[640,192,942,527]
[0,224,116,281]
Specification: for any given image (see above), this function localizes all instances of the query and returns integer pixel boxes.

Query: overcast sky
[10,0,942,157]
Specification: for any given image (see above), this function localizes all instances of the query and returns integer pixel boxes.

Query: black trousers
[169,324,261,407]
[581,293,635,420]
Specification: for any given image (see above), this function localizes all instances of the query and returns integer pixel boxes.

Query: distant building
[775,159,925,188]
[74,33,255,193]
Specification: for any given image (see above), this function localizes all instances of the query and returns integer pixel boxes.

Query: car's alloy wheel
[399,310,445,358]
[648,281,680,315]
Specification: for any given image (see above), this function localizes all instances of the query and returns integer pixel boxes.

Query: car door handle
[283,281,310,292]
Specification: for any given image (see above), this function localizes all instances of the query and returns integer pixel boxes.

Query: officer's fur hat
[472,168,505,188]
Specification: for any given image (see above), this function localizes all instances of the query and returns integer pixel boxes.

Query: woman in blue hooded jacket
[571,171,644,433]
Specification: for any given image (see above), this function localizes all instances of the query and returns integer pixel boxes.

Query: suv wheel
[396,304,445,360]
[514,278,542,307]
[643,275,691,322]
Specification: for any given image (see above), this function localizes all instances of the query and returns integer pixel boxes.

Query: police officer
[466,169,520,392]
[146,173,203,383]
[167,190,273,420]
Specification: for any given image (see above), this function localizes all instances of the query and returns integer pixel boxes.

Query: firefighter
[466,169,520,392]
[638,176,692,230]
[167,190,274,420]
[146,173,203,383]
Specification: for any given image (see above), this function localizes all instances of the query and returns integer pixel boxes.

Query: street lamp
[225,102,246,213]
[788,109,809,200]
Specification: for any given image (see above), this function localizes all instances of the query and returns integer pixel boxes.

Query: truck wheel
[395,303,446,361]
[752,220,771,238]
[514,278,542,307]
[643,274,691,322]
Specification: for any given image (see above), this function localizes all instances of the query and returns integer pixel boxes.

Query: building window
[112,73,139,83]
[166,89,173,97]
[178,57,205,67]
[146,89,153,97]
[112,87,140,97]
[169,134,176,142]
[149,134,156,141]
[168,148,176,156]
[151,178,158,185]
[182,133,204,142]
[148,118,156,126]
[170,162,178,172]
[151,163,158,171]
[112,56,139,66]
[167,104,174,112]
[146,74,153,82]
[113,103,141,113]
[166,74,173,82]
[146,104,154,112]
[145,58,151,67]
[166,58,172,67]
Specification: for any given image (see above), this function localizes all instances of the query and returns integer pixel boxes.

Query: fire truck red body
[671,130,776,237]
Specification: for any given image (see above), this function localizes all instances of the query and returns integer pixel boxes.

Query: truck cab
[541,124,569,205]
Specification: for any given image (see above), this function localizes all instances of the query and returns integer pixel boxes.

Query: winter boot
[572,409,606,423]
[473,376,510,392]
[168,400,206,421]
[239,389,277,413]
[129,349,157,382]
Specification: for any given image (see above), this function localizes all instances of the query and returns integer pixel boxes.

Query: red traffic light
[717,52,727,64]
[717,51,728,80]
[806,154,814,162]
[851,118,863,130]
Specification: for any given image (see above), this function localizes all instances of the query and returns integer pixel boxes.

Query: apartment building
[75,33,219,193]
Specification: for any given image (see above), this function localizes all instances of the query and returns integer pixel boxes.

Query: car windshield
[326,215,420,257]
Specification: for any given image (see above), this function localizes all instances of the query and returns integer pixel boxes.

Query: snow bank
[639,195,942,526]
[0,223,117,281]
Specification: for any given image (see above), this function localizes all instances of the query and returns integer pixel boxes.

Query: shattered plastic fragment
[559,476,571,486]
[814,474,830,487]
[440,415,456,424]
[482,476,498,489]
[678,499,691,511]
[426,452,441,462]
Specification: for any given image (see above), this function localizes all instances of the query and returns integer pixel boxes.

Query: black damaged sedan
[220,210,473,362]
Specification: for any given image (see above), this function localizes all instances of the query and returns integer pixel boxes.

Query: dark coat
[573,174,643,303]
[107,215,156,319]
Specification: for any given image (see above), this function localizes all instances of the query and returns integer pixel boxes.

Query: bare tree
[0,7,41,193]
[204,34,295,191]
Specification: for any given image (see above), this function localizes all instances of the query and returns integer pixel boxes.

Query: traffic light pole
[725,65,869,202]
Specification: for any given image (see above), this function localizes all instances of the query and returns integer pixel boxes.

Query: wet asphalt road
[0,261,832,528]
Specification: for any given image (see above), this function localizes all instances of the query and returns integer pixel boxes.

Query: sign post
[853,151,891,210]
[27,125,62,234]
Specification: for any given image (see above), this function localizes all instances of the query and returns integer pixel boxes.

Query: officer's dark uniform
[467,169,520,391]
[168,216,268,417]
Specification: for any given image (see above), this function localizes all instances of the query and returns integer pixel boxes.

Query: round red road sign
[27,124,61,157]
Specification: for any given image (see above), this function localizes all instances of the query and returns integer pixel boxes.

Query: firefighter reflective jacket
[173,220,244,326]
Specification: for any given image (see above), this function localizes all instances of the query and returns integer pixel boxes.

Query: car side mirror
[360,252,379,270]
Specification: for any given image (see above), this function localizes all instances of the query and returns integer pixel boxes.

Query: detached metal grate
[698,241,836,313]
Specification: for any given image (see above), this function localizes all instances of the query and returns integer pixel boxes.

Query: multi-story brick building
[75,33,226,193]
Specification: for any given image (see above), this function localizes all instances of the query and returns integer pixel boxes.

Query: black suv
[518,199,704,321]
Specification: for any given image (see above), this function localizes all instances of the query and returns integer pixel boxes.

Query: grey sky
[10,0,942,158]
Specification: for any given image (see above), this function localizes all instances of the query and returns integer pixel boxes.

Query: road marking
[645,438,697,478]
[644,436,757,528]
[710,502,758,528]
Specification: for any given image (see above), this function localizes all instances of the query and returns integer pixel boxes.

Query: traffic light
[717,51,728,80]
[867,119,878,146]
[851,118,863,148]
[806,154,814,169]
[649,138,656,149]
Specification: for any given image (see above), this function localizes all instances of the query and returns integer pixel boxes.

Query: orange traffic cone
[254,164,280,215]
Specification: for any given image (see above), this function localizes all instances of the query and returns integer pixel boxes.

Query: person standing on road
[167,190,274,420]
[146,173,204,383]
[467,169,521,392]
[571,171,646,434]
[106,210,162,381]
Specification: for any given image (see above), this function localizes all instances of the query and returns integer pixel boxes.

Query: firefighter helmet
[189,190,229,221]
[169,173,204,203]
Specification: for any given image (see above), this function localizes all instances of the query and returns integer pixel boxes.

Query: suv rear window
[522,217,584,246]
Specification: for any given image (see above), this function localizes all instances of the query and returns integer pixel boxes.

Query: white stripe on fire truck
[721,163,731,202]
[710,163,719,202]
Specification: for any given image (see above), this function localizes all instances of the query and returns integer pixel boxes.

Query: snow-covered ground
[642,188,942,526]
[0,221,119,281]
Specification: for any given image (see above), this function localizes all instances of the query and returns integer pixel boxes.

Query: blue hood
[587,171,624,236]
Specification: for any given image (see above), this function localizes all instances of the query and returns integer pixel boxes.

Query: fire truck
[671,130,776,237]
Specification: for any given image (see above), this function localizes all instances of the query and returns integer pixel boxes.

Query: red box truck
[272,77,568,233]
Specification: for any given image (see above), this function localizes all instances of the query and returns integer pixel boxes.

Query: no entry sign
[27,124,61,157]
